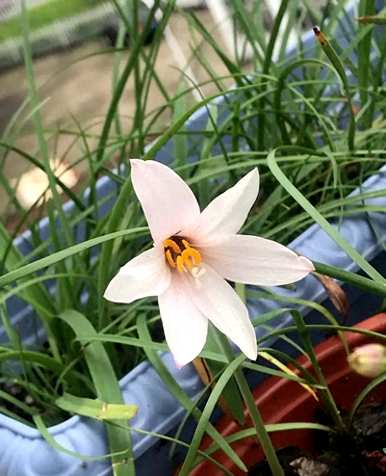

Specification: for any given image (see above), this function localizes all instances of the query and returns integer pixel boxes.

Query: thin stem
[313,26,356,150]
[214,329,284,476]
[20,0,73,245]
[291,311,345,432]
[258,0,289,149]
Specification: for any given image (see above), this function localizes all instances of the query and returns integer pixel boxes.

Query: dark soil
[0,377,68,426]
[249,403,386,476]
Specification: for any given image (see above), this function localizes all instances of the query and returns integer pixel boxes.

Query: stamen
[181,251,194,270]
[181,248,202,268]
[181,239,191,249]
[165,249,176,268]
[164,236,203,274]
[176,255,186,273]
[163,238,182,254]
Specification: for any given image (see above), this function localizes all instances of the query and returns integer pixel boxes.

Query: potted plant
[188,313,386,475]
[0,1,385,475]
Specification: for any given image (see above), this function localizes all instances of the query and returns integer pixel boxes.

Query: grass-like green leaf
[267,148,386,284]
[57,310,134,476]
[56,393,137,421]
[135,314,248,473]
[0,228,146,288]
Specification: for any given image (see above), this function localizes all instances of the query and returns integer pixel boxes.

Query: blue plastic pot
[1,2,385,475]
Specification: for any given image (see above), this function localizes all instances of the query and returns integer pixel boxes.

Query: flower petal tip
[174,360,187,370]
[130,158,143,168]
[246,167,259,189]
[299,255,315,272]
[246,346,258,362]
[103,283,114,301]
[242,336,258,361]
[251,167,259,179]
[103,282,124,303]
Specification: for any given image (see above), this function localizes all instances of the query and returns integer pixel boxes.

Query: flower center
[163,236,202,274]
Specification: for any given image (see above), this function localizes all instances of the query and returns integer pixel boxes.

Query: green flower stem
[291,310,345,432]
[313,261,386,297]
[358,15,386,24]
[214,329,284,476]
[313,26,356,150]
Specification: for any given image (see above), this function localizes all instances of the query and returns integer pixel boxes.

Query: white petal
[158,273,208,367]
[192,168,259,240]
[186,264,257,360]
[200,234,314,286]
[130,159,200,243]
[104,245,171,303]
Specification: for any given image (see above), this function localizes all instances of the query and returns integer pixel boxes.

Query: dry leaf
[192,357,233,418]
[314,273,350,318]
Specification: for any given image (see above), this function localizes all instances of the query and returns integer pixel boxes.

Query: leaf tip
[313,26,327,46]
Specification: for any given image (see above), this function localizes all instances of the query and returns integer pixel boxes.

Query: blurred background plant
[0,0,385,474]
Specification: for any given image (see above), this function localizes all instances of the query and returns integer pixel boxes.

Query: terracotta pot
[190,313,386,476]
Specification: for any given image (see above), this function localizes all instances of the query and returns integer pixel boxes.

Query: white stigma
[190,266,206,288]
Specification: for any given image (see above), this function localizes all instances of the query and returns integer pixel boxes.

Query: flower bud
[348,343,386,378]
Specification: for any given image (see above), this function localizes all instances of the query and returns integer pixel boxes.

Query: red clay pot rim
[189,313,386,476]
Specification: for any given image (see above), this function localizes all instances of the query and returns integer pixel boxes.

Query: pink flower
[104,160,314,366]
[348,343,386,378]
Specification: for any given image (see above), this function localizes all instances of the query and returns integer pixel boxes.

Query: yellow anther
[181,251,194,270]
[191,248,201,265]
[181,239,191,249]
[163,239,182,254]
[164,236,202,273]
[165,249,176,268]
[181,248,202,269]
[176,255,186,273]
